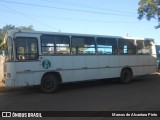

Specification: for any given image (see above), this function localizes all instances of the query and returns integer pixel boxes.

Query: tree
[0,24,34,53]
[138,0,160,28]
[15,25,34,30]
[1,24,34,34]
[1,24,15,34]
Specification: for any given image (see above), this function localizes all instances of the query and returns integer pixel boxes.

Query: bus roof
[6,29,153,41]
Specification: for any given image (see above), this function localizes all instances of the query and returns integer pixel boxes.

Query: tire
[41,74,59,93]
[120,69,132,84]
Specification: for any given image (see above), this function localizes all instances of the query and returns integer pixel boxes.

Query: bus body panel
[2,30,157,88]
[3,62,16,87]
[15,61,41,87]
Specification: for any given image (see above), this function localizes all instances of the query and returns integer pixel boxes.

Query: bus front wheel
[120,69,132,84]
[41,74,59,93]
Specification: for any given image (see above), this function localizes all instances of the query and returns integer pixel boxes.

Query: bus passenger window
[16,37,38,60]
[136,40,143,54]
[136,40,152,54]
[124,45,127,54]
[96,37,117,55]
[41,35,55,54]
[143,40,152,54]
[41,35,70,54]
[118,39,136,54]
[55,36,70,54]
[71,36,96,54]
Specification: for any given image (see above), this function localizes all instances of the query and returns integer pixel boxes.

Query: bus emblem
[42,60,51,69]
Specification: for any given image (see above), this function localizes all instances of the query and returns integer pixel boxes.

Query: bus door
[15,37,40,87]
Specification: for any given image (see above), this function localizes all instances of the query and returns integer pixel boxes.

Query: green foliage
[1,24,15,34]
[0,24,34,53]
[15,25,34,31]
[0,29,6,53]
[1,24,34,34]
[138,0,160,28]
[0,41,6,47]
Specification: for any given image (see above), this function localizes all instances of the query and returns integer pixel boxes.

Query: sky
[0,0,160,44]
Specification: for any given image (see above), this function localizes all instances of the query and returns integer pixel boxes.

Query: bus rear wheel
[41,74,59,93]
[120,69,132,84]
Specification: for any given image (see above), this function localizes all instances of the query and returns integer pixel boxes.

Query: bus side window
[127,40,136,54]
[143,40,152,54]
[118,39,136,55]
[55,36,70,54]
[16,37,38,60]
[96,37,117,55]
[41,35,55,54]
[71,36,96,54]
[136,40,151,54]
[136,40,152,54]
[41,35,70,55]
[136,40,143,54]
[118,39,126,54]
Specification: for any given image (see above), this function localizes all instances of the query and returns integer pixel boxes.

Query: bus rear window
[15,37,38,60]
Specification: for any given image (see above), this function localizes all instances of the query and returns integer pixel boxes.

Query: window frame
[71,36,96,55]
[15,37,39,61]
[41,34,71,55]
[96,37,118,55]
[118,39,136,55]
[136,39,152,55]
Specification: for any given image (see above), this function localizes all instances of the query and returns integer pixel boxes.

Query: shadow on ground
[0,74,159,93]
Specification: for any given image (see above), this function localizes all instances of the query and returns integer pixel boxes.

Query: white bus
[2,30,157,93]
